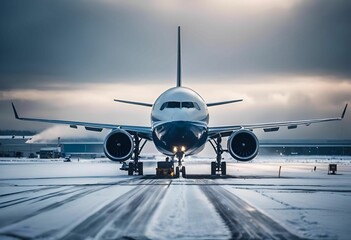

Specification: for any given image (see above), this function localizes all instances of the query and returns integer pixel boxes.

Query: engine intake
[104,129,134,161]
[227,129,259,161]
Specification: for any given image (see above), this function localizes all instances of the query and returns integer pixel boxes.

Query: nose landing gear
[175,151,186,178]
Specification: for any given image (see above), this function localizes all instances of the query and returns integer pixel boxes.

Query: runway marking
[200,184,302,240]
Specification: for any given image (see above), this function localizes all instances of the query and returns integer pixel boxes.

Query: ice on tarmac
[0,156,350,239]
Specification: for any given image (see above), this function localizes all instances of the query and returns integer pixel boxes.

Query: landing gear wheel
[175,166,180,178]
[211,161,216,175]
[221,162,226,175]
[209,136,226,176]
[128,162,134,176]
[137,162,143,175]
[182,166,186,178]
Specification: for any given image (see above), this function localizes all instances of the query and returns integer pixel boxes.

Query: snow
[0,186,135,239]
[146,181,230,239]
[0,157,351,239]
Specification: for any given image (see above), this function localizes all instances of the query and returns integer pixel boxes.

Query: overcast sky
[0,0,350,142]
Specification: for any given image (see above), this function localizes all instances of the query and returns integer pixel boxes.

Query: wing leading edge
[208,104,348,138]
[11,103,153,140]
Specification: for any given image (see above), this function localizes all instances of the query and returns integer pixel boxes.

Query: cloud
[1,0,351,90]
[1,78,350,139]
[0,0,350,140]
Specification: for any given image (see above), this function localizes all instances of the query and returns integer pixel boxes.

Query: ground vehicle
[156,160,175,177]
[120,162,129,171]
[63,156,71,162]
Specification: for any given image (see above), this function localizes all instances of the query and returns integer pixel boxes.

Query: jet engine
[104,129,134,161]
[227,129,259,161]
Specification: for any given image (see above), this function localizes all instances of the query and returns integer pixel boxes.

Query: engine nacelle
[227,129,259,161]
[104,129,134,161]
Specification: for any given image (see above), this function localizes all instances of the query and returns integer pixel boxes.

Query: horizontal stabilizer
[207,99,243,107]
[114,99,153,107]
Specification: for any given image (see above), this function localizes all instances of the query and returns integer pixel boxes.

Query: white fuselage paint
[150,87,209,156]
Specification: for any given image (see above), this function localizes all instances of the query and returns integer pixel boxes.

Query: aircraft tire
[211,161,216,175]
[182,166,186,178]
[221,162,226,176]
[128,162,134,176]
[138,162,143,175]
[175,166,180,178]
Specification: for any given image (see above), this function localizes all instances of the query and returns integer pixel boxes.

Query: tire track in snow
[200,185,302,240]
[0,186,59,198]
[0,186,85,209]
[0,185,115,231]
[0,177,143,229]
[0,176,144,210]
[61,179,168,240]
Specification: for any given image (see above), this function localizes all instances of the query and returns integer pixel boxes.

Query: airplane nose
[152,121,208,155]
[171,111,190,121]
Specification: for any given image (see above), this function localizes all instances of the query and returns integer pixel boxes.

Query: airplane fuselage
[151,87,209,156]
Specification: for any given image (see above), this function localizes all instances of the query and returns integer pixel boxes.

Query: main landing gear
[209,136,226,176]
[128,134,147,176]
[175,151,186,178]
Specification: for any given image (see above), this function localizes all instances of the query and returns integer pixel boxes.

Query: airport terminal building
[1,136,351,159]
[0,136,104,158]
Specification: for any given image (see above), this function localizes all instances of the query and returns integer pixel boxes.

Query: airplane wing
[208,104,348,138]
[11,103,153,140]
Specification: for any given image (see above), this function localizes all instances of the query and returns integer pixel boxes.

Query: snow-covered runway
[0,157,350,239]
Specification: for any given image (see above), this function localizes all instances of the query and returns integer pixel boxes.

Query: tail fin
[177,26,181,87]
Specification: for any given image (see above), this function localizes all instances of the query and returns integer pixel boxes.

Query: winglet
[341,103,348,119]
[11,102,19,119]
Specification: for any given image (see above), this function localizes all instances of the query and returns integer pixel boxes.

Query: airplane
[12,26,348,177]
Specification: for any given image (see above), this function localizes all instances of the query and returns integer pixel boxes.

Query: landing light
[173,146,178,153]
[173,146,186,153]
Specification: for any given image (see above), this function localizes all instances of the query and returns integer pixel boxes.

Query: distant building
[0,136,351,158]
[39,147,61,159]
[61,142,104,158]
[259,139,351,156]
[0,136,45,157]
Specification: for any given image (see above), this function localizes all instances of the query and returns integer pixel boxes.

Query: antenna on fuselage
[177,26,182,87]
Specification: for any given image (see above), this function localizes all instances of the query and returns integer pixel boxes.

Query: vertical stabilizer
[177,26,181,87]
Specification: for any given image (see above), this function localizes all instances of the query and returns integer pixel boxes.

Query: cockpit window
[160,101,201,111]
[168,101,181,108]
[182,102,194,108]
[160,101,180,110]
[193,102,201,110]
